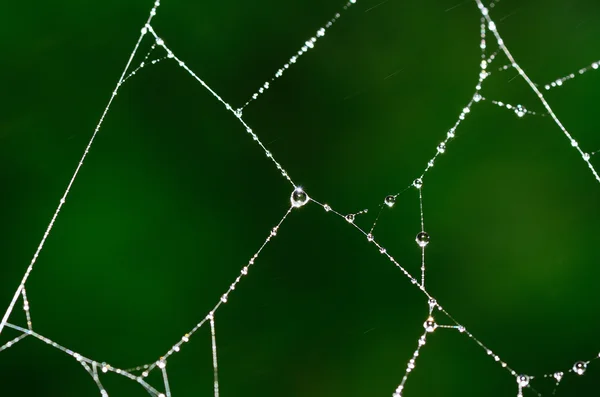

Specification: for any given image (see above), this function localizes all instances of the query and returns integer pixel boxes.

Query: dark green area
[1,0,599,396]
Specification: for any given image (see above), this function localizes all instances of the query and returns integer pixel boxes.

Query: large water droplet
[385,195,396,207]
[291,188,309,208]
[413,179,423,189]
[423,316,437,332]
[517,375,530,387]
[573,361,587,375]
[416,232,430,247]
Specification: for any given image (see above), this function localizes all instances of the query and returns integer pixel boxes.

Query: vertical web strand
[209,313,220,397]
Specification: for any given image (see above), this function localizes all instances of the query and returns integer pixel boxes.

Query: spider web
[1,0,599,396]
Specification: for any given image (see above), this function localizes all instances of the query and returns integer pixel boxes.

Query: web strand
[0,0,162,337]
[209,314,220,397]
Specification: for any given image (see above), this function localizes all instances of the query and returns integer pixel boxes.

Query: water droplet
[413,179,423,189]
[291,188,309,208]
[554,372,563,382]
[437,142,446,154]
[517,375,529,387]
[583,153,591,161]
[428,298,437,308]
[457,325,465,333]
[573,361,587,375]
[416,232,430,247]
[473,93,482,102]
[220,294,228,303]
[423,316,437,332]
[385,195,396,207]
[157,359,166,369]
[345,214,355,223]
[323,204,331,212]
[367,233,374,242]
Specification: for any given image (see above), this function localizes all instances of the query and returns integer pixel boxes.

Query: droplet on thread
[291,187,309,208]
[423,316,437,332]
[385,195,396,207]
[573,361,587,375]
[416,232,430,247]
[517,375,530,387]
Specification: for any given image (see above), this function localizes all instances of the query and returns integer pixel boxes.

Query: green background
[1,0,599,396]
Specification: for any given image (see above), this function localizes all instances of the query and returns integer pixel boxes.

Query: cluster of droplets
[544,60,599,91]
[490,100,540,118]
[241,0,358,109]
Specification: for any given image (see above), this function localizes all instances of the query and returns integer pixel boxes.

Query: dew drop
[437,142,446,154]
[323,204,331,212]
[413,178,423,189]
[416,232,430,247]
[345,214,355,223]
[554,372,563,382]
[473,93,482,102]
[423,316,437,332]
[385,195,396,207]
[291,187,309,208]
[573,361,587,375]
[517,375,530,387]
[367,233,374,242]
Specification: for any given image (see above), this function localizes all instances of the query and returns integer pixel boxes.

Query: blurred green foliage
[1,0,599,396]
